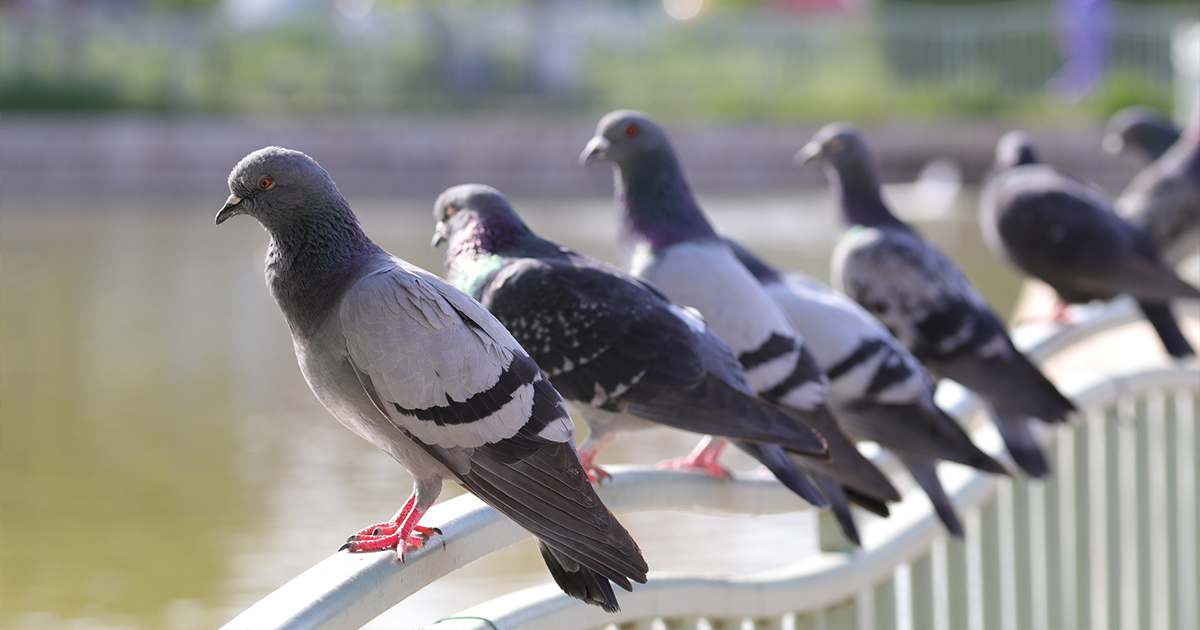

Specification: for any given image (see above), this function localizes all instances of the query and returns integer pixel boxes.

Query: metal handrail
[221,296,1198,630]
[422,365,1197,630]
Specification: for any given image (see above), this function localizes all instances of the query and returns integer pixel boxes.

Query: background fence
[1,1,1195,120]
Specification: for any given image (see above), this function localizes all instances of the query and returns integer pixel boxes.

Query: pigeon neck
[829,163,905,229]
[444,215,535,297]
[615,150,717,251]
[266,205,378,335]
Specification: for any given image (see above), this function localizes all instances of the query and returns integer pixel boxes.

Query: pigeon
[1104,105,1181,163]
[216,147,647,612]
[1113,107,1200,267]
[799,122,1076,478]
[583,111,900,545]
[981,131,1199,358]
[726,237,1008,536]
[431,184,830,511]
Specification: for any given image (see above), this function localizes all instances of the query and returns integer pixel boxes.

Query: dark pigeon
[726,238,1008,536]
[1104,105,1181,163]
[1114,107,1200,267]
[431,183,830,509]
[583,111,900,545]
[216,147,647,612]
[800,123,1076,478]
[982,130,1199,358]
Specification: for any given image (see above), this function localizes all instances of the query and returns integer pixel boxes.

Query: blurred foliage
[0,1,1191,121]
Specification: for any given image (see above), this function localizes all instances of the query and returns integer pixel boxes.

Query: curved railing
[222,297,1198,630]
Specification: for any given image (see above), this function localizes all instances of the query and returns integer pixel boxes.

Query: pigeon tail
[538,540,623,613]
[990,406,1051,478]
[783,406,901,504]
[734,441,830,509]
[1138,301,1196,358]
[836,401,1007,475]
[905,459,964,537]
[625,376,828,456]
[814,474,862,547]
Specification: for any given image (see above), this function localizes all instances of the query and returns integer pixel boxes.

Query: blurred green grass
[0,2,1190,121]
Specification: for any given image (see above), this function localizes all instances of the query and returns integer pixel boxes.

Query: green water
[0,192,1022,629]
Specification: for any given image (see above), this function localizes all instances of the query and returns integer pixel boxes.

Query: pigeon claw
[585,465,612,484]
[341,526,442,556]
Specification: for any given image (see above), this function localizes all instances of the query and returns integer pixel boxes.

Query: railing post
[1174,390,1197,630]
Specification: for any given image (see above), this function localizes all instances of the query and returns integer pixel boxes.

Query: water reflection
[0,192,1020,629]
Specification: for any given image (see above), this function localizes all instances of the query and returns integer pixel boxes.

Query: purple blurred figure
[1049,0,1110,100]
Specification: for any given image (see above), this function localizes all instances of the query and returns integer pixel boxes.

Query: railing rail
[223,297,1199,630]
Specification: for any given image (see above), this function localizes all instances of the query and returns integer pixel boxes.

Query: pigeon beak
[215,194,244,225]
[580,136,611,166]
[431,221,447,248]
[1102,131,1124,156]
[794,142,822,167]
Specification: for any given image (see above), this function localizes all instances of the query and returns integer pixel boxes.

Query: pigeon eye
[624,123,638,138]
[258,177,274,190]
[828,137,846,152]
[445,204,458,217]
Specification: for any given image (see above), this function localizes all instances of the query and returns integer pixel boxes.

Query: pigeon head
[431,184,531,253]
[796,123,877,173]
[993,131,1039,170]
[1103,106,1180,160]
[797,123,902,228]
[582,111,716,249]
[216,146,351,234]
[580,110,672,168]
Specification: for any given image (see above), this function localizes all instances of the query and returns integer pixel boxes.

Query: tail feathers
[814,474,862,547]
[905,459,964,537]
[537,540,622,613]
[625,376,828,456]
[844,487,890,517]
[990,406,1051,478]
[735,441,830,509]
[1139,301,1196,358]
[837,401,1008,475]
[785,406,902,503]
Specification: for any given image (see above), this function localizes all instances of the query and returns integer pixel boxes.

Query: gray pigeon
[583,111,901,545]
[1113,107,1200,267]
[981,131,1199,358]
[800,123,1076,478]
[726,238,1008,537]
[216,147,647,612]
[1104,105,1181,162]
[431,184,830,510]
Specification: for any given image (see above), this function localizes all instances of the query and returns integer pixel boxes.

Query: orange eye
[828,137,846,151]
[445,204,458,217]
[624,123,638,138]
[258,177,274,190]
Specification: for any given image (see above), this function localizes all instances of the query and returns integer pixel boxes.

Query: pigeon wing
[340,259,574,453]
[479,256,825,451]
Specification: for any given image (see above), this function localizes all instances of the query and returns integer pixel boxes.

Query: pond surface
[0,190,1022,630]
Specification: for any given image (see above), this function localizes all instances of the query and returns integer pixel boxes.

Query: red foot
[348,495,415,539]
[585,465,612,484]
[341,498,439,560]
[656,436,732,479]
[1016,300,1074,326]
[342,525,441,554]
[578,435,615,484]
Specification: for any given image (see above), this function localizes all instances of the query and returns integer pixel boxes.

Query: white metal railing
[222,297,1199,630]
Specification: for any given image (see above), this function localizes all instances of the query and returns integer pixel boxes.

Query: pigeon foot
[656,436,731,479]
[347,495,417,540]
[585,465,612,484]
